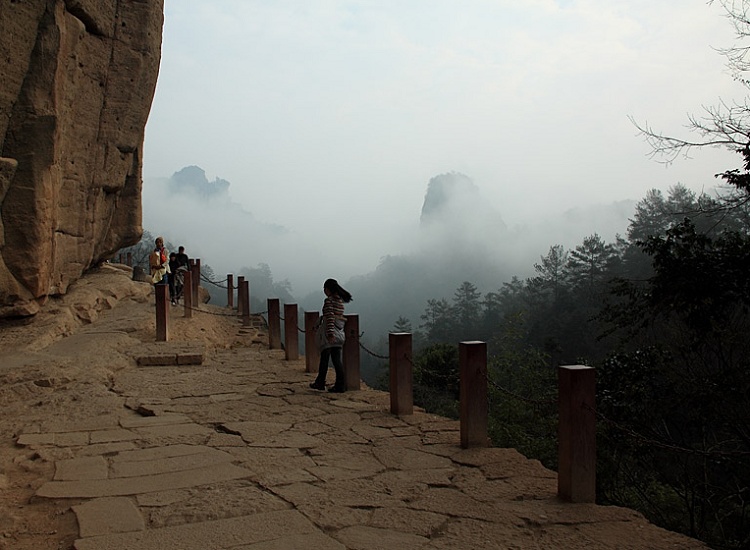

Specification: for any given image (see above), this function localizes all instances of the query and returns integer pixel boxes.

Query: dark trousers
[314,347,345,389]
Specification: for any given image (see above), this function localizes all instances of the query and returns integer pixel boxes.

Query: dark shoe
[309,382,325,390]
[327,386,345,393]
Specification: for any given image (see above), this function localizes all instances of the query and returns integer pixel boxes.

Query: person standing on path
[149,236,170,285]
[310,278,352,393]
[176,245,189,269]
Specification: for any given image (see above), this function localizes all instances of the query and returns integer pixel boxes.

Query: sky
[142,0,747,290]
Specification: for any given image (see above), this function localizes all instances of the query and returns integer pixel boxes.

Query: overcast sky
[142,0,746,280]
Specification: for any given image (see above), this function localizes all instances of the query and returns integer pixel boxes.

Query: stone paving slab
[230,531,346,550]
[73,509,320,550]
[110,447,233,478]
[119,413,193,429]
[89,428,139,444]
[17,431,90,448]
[36,462,251,498]
[73,497,145,537]
[111,443,208,462]
[20,341,708,550]
[133,342,205,367]
[132,422,213,439]
[54,456,109,481]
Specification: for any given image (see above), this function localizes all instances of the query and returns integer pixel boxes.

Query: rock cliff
[0,0,163,317]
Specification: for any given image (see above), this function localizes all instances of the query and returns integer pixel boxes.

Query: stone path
[15,342,707,550]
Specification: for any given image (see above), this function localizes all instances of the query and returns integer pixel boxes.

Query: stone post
[155,284,169,342]
[236,276,245,316]
[183,270,193,319]
[558,365,596,503]
[460,341,489,449]
[284,304,299,360]
[343,314,360,391]
[241,280,251,326]
[305,311,320,374]
[227,274,234,309]
[268,298,281,350]
[389,332,413,415]
[191,262,200,305]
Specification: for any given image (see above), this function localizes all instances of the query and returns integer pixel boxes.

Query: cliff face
[0,0,163,317]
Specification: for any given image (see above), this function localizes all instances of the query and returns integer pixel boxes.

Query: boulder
[0,0,164,317]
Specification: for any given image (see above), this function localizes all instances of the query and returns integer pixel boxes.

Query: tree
[599,217,750,549]
[566,233,619,293]
[630,1,750,165]
[419,298,454,344]
[239,263,294,312]
[528,244,568,302]
[392,316,412,333]
[412,343,460,418]
[451,281,482,341]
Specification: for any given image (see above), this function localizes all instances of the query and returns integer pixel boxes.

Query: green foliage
[397,157,750,547]
[392,316,412,333]
[487,313,558,468]
[419,298,454,344]
[412,343,460,418]
[238,263,295,312]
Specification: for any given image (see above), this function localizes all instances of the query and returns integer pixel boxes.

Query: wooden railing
[152,269,597,504]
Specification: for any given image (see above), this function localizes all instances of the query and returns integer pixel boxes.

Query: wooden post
[236,276,245,316]
[126,252,132,267]
[305,311,320,373]
[227,274,234,308]
[389,332,413,415]
[118,253,123,264]
[183,270,193,318]
[191,262,200,305]
[241,280,251,326]
[343,314,360,391]
[460,341,489,449]
[284,303,299,360]
[268,298,281,349]
[558,365,596,503]
[155,284,169,341]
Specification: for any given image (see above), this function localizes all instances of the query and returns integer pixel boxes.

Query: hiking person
[168,252,179,304]
[309,278,352,393]
[149,236,170,285]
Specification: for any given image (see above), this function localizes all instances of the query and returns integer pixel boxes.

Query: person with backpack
[149,236,170,285]
[310,278,352,393]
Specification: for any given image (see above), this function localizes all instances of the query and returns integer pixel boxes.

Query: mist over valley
[143,166,635,338]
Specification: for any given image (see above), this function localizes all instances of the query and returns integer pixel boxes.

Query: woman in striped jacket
[310,278,352,393]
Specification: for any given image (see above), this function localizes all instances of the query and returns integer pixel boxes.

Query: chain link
[178,304,266,318]
[200,273,229,289]
[274,314,309,333]
[354,331,390,360]
[485,372,557,407]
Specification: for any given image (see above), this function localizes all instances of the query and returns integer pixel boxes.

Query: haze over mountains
[143,166,633,334]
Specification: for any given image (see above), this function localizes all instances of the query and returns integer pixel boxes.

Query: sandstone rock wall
[0,0,163,317]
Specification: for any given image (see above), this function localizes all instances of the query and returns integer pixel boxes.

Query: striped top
[323,295,345,339]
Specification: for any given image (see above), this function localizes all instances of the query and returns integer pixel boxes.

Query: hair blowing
[324,278,352,303]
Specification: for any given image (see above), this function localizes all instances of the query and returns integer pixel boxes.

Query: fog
[143,167,634,336]
[141,0,746,334]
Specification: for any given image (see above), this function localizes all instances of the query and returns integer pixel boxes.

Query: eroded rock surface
[0,0,164,317]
